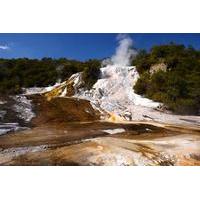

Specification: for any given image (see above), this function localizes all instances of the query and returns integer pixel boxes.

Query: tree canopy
[0,58,101,94]
[133,44,200,115]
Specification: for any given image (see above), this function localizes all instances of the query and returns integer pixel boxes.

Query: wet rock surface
[43,66,200,127]
[0,95,34,135]
[0,94,199,166]
[0,119,199,165]
[31,95,101,126]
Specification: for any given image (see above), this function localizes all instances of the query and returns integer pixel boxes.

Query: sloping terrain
[0,35,199,166]
[0,121,199,166]
[44,73,84,101]
[0,88,199,166]
[31,95,101,126]
[43,65,200,127]
[0,95,34,135]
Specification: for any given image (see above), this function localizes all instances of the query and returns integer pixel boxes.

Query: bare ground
[0,95,199,166]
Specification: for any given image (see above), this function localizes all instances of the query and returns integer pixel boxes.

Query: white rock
[102,128,125,134]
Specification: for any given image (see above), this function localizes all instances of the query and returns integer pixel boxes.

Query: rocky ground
[0,95,199,166]
[44,67,200,127]
[0,121,199,166]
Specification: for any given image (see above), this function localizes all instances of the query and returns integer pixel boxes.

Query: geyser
[111,34,137,66]
[74,34,160,121]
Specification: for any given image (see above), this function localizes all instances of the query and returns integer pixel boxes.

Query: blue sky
[0,33,200,60]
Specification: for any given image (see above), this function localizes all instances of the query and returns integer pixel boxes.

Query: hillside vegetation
[1,44,199,115]
[133,44,200,115]
[0,58,101,94]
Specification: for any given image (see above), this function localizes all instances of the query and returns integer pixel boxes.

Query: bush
[133,43,200,115]
[0,58,101,94]
[82,59,101,89]
[134,72,150,94]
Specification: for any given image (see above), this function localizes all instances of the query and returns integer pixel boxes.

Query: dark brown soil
[31,95,101,126]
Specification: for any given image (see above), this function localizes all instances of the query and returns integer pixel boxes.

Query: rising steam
[111,34,137,66]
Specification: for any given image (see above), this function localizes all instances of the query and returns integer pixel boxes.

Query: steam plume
[111,34,137,66]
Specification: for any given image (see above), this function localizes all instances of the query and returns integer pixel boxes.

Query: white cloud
[0,45,10,50]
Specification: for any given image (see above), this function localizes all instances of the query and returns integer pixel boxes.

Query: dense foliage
[82,59,101,89]
[133,44,200,115]
[0,58,101,94]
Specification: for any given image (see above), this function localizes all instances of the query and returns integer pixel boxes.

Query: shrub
[134,72,150,94]
[0,58,101,94]
[133,43,200,115]
[82,59,101,89]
